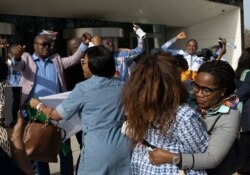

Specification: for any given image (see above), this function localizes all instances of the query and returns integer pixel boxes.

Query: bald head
[34,35,53,58]
[102,38,114,52]
[34,35,52,44]
[91,36,102,46]
[68,37,81,55]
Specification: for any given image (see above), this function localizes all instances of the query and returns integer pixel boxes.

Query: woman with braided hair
[149,60,241,175]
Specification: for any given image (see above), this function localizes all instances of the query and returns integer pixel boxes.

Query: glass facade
[0,14,154,56]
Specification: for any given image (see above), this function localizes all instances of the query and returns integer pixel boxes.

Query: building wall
[187,8,242,69]
[0,14,154,57]
[164,8,242,69]
[1,7,243,69]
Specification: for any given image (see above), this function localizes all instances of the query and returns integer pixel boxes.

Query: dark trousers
[238,132,250,174]
[59,139,74,175]
[59,131,83,175]
[75,131,83,175]
[0,147,25,175]
[35,161,50,175]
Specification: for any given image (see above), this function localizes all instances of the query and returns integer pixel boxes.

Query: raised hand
[176,32,187,40]
[11,45,26,59]
[82,32,93,45]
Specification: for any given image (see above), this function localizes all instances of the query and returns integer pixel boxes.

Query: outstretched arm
[120,37,145,62]
[29,98,62,121]
[119,24,146,62]
[175,32,187,40]
[9,45,26,62]
[61,32,91,69]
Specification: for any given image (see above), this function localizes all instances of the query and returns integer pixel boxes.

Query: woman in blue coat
[29,45,131,175]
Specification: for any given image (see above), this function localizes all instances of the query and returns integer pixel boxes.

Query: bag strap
[240,69,250,81]
[208,113,223,135]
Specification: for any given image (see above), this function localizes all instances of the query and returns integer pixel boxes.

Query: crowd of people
[0,25,249,175]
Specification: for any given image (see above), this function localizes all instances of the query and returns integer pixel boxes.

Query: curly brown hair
[122,53,188,143]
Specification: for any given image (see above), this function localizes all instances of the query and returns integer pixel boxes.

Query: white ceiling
[0,0,237,27]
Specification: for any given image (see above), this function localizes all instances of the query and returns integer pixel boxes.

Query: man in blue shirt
[10,32,91,175]
[161,32,203,72]
[102,24,146,81]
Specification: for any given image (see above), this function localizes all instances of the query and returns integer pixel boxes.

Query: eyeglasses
[191,81,220,96]
[35,42,52,48]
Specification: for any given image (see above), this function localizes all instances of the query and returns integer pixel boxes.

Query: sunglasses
[35,42,52,48]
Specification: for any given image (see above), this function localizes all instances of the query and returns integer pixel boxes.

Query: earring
[221,93,224,96]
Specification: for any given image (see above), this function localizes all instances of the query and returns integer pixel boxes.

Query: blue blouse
[56,75,131,175]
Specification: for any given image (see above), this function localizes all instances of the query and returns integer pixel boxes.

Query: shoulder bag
[23,106,66,162]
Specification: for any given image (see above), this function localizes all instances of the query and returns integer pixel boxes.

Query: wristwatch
[172,155,180,165]
[172,154,182,168]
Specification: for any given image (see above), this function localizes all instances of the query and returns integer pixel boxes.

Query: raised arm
[118,37,145,63]
[8,44,27,71]
[61,32,91,69]
[117,24,146,62]
[161,32,187,55]
[215,38,227,61]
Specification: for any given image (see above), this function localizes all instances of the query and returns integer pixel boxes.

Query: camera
[196,48,217,62]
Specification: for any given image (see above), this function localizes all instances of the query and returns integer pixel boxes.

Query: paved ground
[49,136,80,175]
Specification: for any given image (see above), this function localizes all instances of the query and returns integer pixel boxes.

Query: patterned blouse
[131,104,209,175]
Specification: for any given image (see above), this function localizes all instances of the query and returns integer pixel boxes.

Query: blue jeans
[238,132,250,174]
